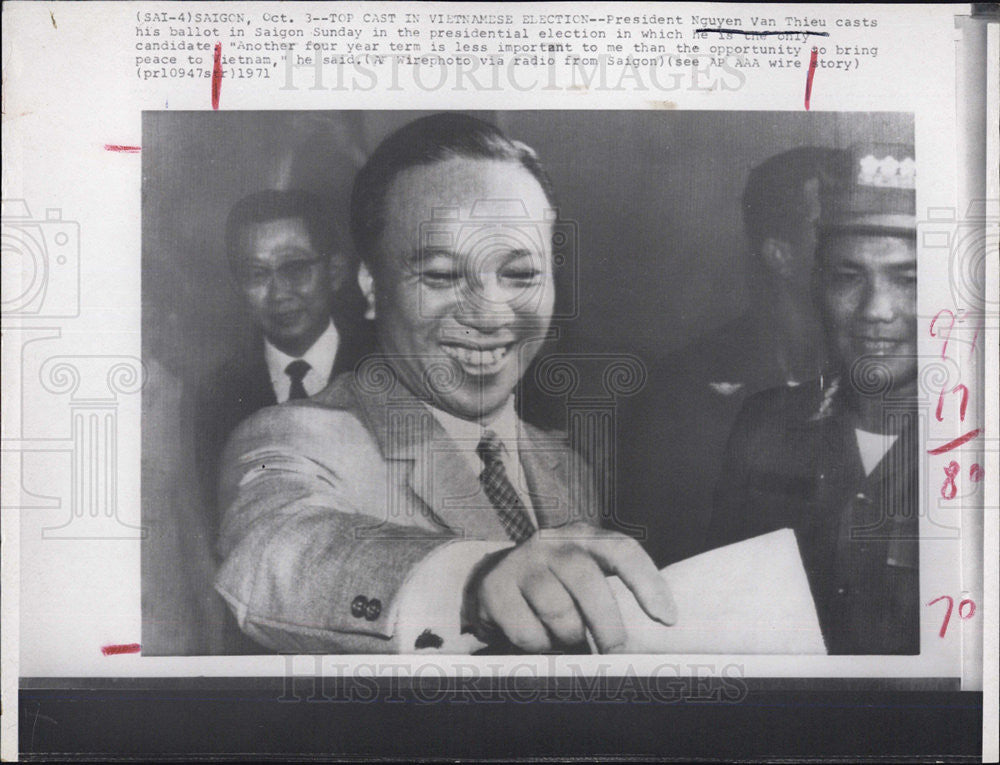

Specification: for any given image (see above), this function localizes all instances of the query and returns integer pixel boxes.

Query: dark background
[143,110,913,376]
[141,111,914,655]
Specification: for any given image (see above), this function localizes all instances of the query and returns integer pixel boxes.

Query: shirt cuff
[394,539,512,653]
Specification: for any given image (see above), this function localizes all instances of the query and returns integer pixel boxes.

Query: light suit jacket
[214,363,602,653]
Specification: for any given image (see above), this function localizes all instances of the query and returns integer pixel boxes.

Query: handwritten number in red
[935,384,969,423]
[941,461,960,500]
[930,309,955,359]
[928,595,976,638]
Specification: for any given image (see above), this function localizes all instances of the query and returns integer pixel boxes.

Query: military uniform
[708,142,920,655]
[709,379,919,654]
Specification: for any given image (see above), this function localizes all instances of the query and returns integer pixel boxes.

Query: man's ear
[759,237,795,281]
[357,262,376,320]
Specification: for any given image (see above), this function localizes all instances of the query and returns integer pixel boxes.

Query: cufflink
[415,629,444,650]
[350,595,368,618]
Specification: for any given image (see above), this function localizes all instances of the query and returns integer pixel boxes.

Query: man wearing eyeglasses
[194,190,374,544]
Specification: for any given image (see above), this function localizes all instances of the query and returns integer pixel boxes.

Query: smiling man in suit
[194,190,374,531]
[214,113,676,654]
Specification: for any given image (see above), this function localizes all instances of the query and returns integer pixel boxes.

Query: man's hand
[462,523,677,654]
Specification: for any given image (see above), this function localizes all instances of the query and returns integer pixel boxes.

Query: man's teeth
[442,345,509,366]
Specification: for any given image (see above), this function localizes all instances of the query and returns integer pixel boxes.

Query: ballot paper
[606,529,827,654]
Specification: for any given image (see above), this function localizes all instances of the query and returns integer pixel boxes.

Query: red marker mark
[928,428,982,455]
[936,384,969,422]
[928,595,976,638]
[804,47,818,110]
[211,42,223,110]
[941,461,960,500]
[104,144,141,153]
[101,643,140,656]
[930,309,955,359]
[970,464,984,482]
[969,317,983,359]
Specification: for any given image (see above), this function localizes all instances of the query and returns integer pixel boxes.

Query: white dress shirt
[427,397,540,528]
[855,428,899,477]
[392,396,544,653]
[264,319,340,402]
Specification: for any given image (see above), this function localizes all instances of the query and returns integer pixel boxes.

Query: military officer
[709,143,920,655]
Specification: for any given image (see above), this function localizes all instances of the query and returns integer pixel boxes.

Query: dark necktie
[476,430,536,543]
[285,359,311,401]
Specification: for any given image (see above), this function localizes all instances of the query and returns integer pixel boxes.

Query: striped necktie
[476,430,535,543]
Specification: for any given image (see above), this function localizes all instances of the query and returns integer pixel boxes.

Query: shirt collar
[427,396,520,453]
[264,318,339,387]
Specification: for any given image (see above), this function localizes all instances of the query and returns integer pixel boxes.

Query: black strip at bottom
[18,683,982,761]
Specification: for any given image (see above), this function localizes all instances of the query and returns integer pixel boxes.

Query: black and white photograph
[5,2,994,760]
[141,109,921,658]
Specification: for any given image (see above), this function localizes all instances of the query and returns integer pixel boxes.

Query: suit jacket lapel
[410,426,512,541]
[519,425,571,530]
[350,367,510,540]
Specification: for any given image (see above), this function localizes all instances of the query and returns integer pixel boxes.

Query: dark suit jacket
[193,317,376,539]
[214,364,603,653]
[709,379,919,655]
[616,313,826,566]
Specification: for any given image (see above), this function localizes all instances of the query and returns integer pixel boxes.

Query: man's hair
[225,189,344,270]
[349,112,557,270]
[742,146,843,255]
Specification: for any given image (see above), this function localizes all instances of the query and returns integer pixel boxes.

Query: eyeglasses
[240,257,324,290]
